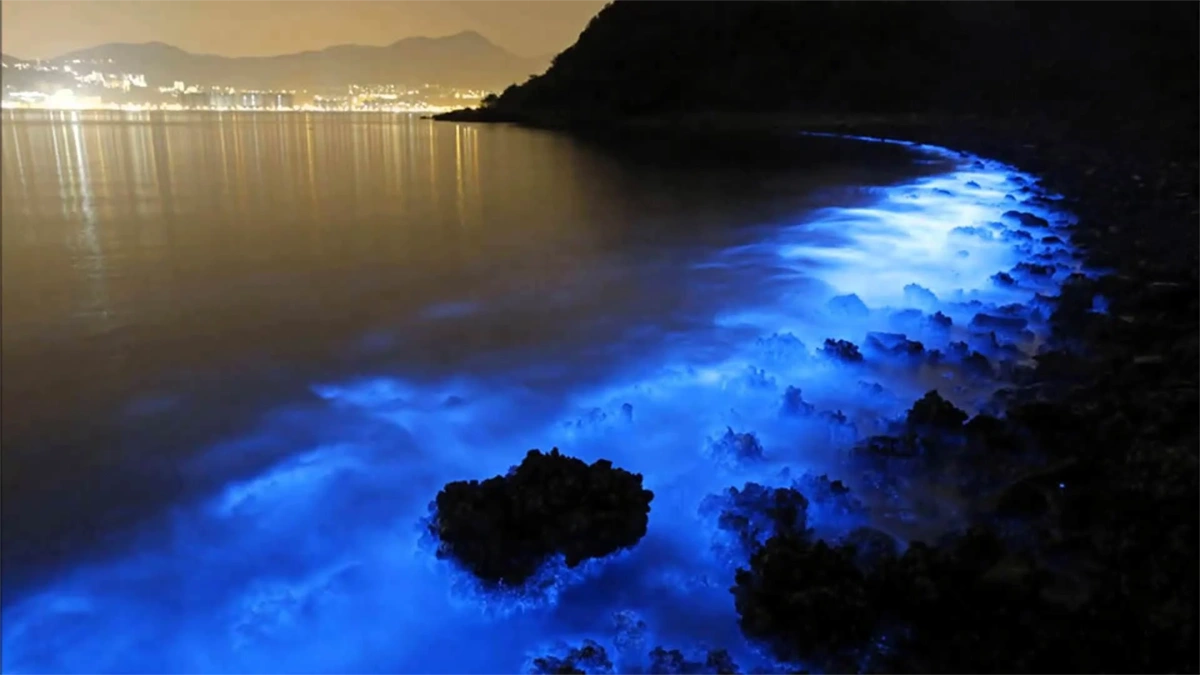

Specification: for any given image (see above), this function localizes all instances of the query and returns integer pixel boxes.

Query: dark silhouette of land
[439,3,1194,127]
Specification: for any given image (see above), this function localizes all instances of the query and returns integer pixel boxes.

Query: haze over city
[0,0,606,60]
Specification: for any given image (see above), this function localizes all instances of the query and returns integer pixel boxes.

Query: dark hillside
[447,1,1196,123]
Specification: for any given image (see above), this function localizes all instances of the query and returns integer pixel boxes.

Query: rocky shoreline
[432,108,1198,672]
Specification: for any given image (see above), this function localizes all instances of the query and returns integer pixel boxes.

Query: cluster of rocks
[735,112,1199,672]
[529,641,740,675]
[427,448,654,587]
[427,107,1198,673]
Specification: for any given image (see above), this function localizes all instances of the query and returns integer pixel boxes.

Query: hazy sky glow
[0,0,607,60]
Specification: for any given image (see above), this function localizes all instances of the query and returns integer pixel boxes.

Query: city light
[2,57,490,113]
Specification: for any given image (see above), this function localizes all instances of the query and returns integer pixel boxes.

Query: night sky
[0,0,607,60]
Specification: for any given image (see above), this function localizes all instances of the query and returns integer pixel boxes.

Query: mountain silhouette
[446,2,1196,123]
[14,32,547,90]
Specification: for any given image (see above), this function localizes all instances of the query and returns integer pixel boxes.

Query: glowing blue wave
[1,134,1087,673]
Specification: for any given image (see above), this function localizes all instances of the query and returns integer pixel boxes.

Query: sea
[0,109,1078,673]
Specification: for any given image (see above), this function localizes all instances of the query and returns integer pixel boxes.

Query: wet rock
[1003,229,1034,242]
[858,380,886,396]
[1002,210,1050,228]
[951,225,995,240]
[970,313,1029,332]
[842,526,899,570]
[755,333,808,363]
[933,187,954,196]
[962,350,995,378]
[821,338,864,363]
[929,311,954,330]
[780,386,815,417]
[820,409,858,445]
[903,283,939,309]
[711,428,765,463]
[906,390,969,430]
[1041,235,1064,244]
[612,611,648,656]
[647,647,739,675]
[700,482,811,551]
[531,640,614,674]
[1012,261,1056,278]
[992,271,1017,287]
[963,413,1018,453]
[865,331,924,358]
[738,366,776,391]
[733,536,876,665]
[429,448,653,586]
[860,433,922,458]
[796,472,866,521]
[827,293,869,318]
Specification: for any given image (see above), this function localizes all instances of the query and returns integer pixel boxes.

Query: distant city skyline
[0,0,606,60]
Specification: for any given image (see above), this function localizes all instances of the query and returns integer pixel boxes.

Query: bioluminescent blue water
[1,135,1085,674]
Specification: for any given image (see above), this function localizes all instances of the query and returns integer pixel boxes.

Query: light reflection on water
[0,111,1080,673]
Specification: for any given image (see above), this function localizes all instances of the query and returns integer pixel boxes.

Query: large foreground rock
[429,448,654,586]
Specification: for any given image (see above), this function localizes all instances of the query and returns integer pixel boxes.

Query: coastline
[434,105,1200,670]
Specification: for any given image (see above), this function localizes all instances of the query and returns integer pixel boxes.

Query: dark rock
[699,482,811,552]
[428,448,653,586]
[531,640,614,674]
[733,536,875,665]
[970,313,1029,332]
[1013,261,1056,277]
[821,338,864,363]
[711,428,765,463]
[962,350,995,378]
[865,331,925,359]
[964,414,1020,453]
[842,526,899,571]
[992,271,1017,286]
[929,311,954,329]
[860,433,922,458]
[1003,229,1034,241]
[794,472,866,521]
[906,390,969,430]
[995,480,1050,518]
[646,647,740,675]
[1002,210,1051,228]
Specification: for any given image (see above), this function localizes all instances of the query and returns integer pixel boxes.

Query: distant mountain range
[2,32,549,91]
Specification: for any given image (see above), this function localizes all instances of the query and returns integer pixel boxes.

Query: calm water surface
[1,109,931,606]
